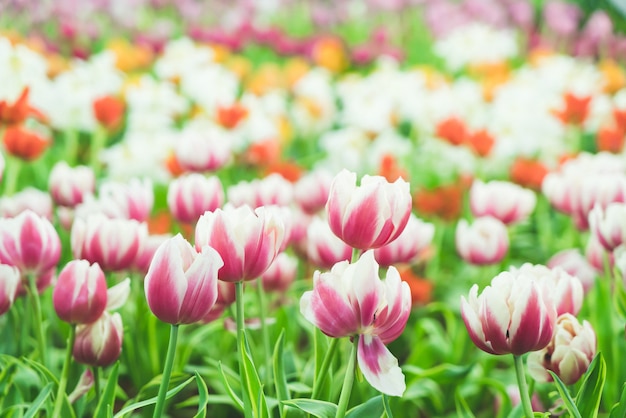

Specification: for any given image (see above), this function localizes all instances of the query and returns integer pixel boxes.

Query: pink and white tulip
[456,217,509,265]
[194,205,285,282]
[71,214,147,272]
[547,249,597,293]
[53,260,108,324]
[461,268,557,355]
[527,313,596,385]
[294,169,333,214]
[227,173,294,209]
[306,216,352,269]
[588,203,626,251]
[585,233,613,273]
[144,234,223,324]
[300,250,411,396]
[261,252,298,293]
[0,188,54,220]
[326,169,412,250]
[174,125,232,172]
[470,180,536,225]
[374,214,435,267]
[167,173,224,224]
[99,177,154,222]
[133,233,172,274]
[0,264,20,315]
[0,209,61,279]
[73,311,123,367]
[48,162,95,207]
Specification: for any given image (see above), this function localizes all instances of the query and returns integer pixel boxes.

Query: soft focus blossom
[293,168,334,214]
[2,124,50,161]
[528,313,596,385]
[174,122,233,172]
[48,162,96,207]
[461,268,557,355]
[0,187,53,219]
[305,216,352,269]
[194,205,285,282]
[300,250,411,396]
[73,311,123,367]
[326,169,412,250]
[0,264,20,315]
[374,214,435,267]
[227,173,294,208]
[588,203,626,251]
[99,177,154,222]
[547,249,597,293]
[144,234,223,324]
[469,180,537,225]
[167,173,224,224]
[456,217,509,265]
[133,233,172,274]
[53,260,108,324]
[261,252,297,293]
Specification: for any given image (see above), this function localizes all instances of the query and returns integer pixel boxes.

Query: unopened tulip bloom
[73,311,123,367]
[194,205,285,282]
[99,177,154,222]
[461,269,557,355]
[0,209,61,279]
[261,252,297,292]
[589,203,626,251]
[456,217,509,265]
[548,249,597,293]
[174,125,232,172]
[48,162,95,207]
[374,214,435,267]
[528,313,596,385]
[294,169,333,214]
[133,233,172,274]
[227,173,294,209]
[53,260,108,324]
[300,250,411,396]
[326,169,412,250]
[0,264,20,315]
[511,263,584,316]
[167,173,224,224]
[71,214,147,272]
[585,233,613,273]
[0,187,53,220]
[470,180,537,224]
[306,216,352,269]
[144,234,223,324]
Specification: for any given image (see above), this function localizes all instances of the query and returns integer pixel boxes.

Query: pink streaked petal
[342,191,387,249]
[106,278,130,310]
[508,282,555,355]
[461,288,497,355]
[375,267,411,343]
[480,286,513,354]
[357,334,405,397]
[351,251,384,329]
[179,246,222,323]
[210,215,244,282]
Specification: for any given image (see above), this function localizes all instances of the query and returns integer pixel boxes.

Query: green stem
[52,326,76,418]
[351,248,361,264]
[311,337,339,399]
[153,324,179,418]
[3,155,22,196]
[513,354,534,418]
[90,127,108,177]
[64,129,79,166]
[27,274,47,366]
[235,280,252,417]
[92,366,101,405]
[256,278,273,391]
[336,336,359,418]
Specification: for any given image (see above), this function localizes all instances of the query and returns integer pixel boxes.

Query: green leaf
[24,382,53,418]
[273,330,289,403]
[382,394,393,418]
[113,376,194,418]
[576,353,606,418]
[192,371,209,418]
[20,357,59,385]
[548,371,581,418]
[454,388,476,418]
[217,361,244,411]
[609,383,626,418]
[282,399,338,418]
[346,395,383,418]
[240,332,270,418]
[94,362,120,418]
[403,363,473,383]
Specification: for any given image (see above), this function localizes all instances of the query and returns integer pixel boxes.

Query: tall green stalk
[26,273,47,366]
[513,354,534,418]
[311,337,339,399]
[52,326,76,418]
[336,336,359,418]
[256,278,273,390]
[153,324,179,418]
[235,280,252,418]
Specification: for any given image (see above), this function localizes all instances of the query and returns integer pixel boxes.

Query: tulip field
[2,0,626,417]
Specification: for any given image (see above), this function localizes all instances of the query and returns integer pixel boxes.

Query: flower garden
[1,0,626,417]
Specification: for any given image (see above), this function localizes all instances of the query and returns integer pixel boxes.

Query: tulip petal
[357,334,405,397]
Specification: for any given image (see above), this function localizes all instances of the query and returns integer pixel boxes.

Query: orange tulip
[3,125,49,161]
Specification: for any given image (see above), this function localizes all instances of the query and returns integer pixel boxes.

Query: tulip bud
[528,313,596,385]
[326,169,412,250]
[588,203,626,251]
[167,173,224,224]
[48,162,95,207]
[0,264,20,315]
[306,216,352,269]
[374,214,435,267]
[461,269,557,355]
[227,173,294,209]
[73,312,123,367]
[547,249,597,293]
[99,177,154,222]
[53,260,108,324]
[261,252,297,292]
[469,180,536,225]
[144,234,223,324]
[456,216,509,265]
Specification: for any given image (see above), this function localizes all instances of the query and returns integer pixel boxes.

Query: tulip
[174,124,232,172]
[300,250,411,397]
[585,233,613,273]
[0,264,20,315]
[93,95,125,131]
[3,125,49,161]
[0,187,53,220]
[547,249,597,293]
[456,217,509,265]
[306,216,352,269]
[71,214,147,272]
[326,169,412,250]
[0,209,61,279]
[194,205,285,282]
[73,311,123,367]
[294,169,333,214]
[53,260,108,324]
[374,214,435,267]
[261,252,297,292]
[99,177,154,222]
[511,263,584,316]
[461,269,557,355]
[144,234,223,325]
[133,233,172,274]
[527,313,596,385]
[469,180,536,225]
[48,162,95,207]
[167,173,224,224]
[227,173,294,209]
[588,203,626,251]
